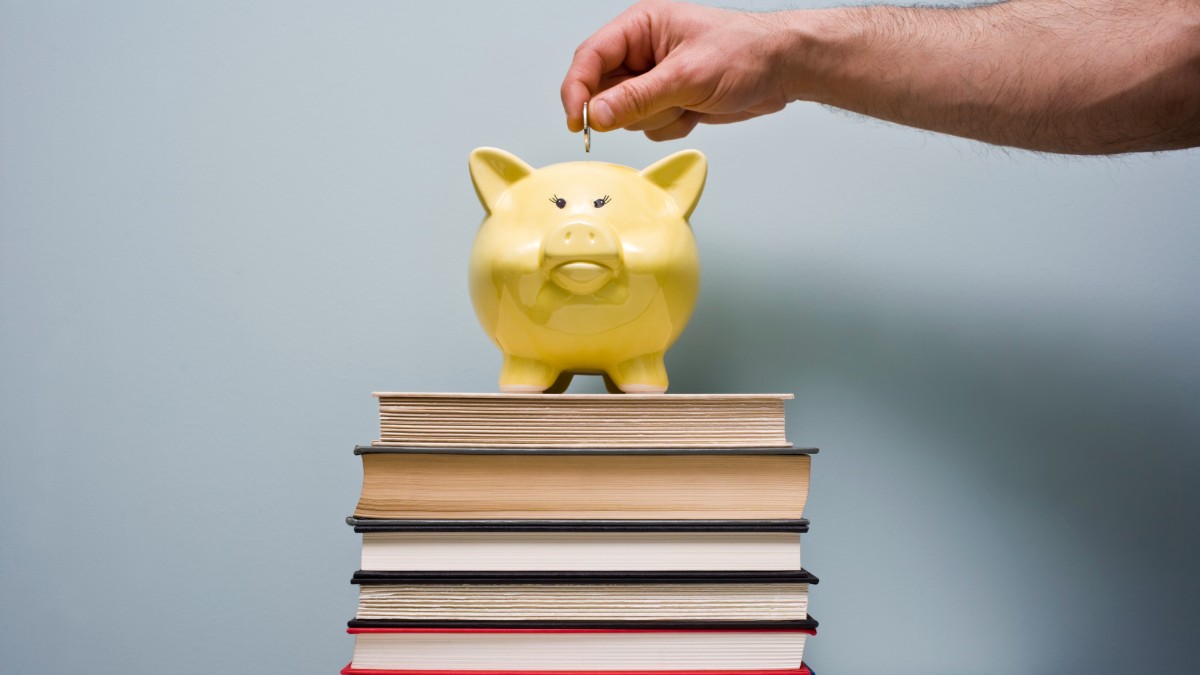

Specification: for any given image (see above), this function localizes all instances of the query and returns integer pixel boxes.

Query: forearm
[785,0,1200,154]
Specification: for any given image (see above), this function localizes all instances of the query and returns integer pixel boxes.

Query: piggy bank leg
[544,371,575,394]
[607,352,668,393]
[602,373,623,394]
[499,355,563,393]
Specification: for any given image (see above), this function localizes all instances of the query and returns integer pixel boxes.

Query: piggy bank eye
[550,196,566,209]
[593,195,611,208]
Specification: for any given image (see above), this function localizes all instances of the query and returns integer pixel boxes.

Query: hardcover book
[351,570,817,622]
[347,518,809,572]
[353,446,814,520]
[343,625,817,672]
[343,666,815,675]
[373,392,793,448]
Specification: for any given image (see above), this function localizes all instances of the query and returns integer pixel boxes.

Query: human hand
[560,0,803,141]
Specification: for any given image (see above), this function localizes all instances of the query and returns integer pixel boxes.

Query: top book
[372,393,793,448]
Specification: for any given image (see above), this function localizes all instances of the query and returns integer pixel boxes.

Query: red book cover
[342,627,816,675]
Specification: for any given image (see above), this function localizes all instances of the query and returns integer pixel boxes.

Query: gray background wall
[2,1,1197,673]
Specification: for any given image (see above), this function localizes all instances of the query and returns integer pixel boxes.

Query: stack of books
[342,393,819,674]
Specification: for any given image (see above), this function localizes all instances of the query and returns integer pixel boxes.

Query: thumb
[589,63,690,132]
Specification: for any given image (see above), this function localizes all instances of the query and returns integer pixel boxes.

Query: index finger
[561,46,609,133]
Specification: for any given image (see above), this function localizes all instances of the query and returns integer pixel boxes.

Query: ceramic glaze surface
[468,147,706,393]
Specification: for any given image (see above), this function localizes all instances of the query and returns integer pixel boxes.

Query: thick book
[342,626,816,672]
[353,447,814,520]
[372,392,793,448]
[346,518,809,572]
[351,570,817,622]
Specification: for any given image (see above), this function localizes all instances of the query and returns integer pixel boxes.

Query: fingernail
[592,99,615,129]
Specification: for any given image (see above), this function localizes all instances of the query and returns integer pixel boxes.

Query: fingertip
[561,79,591,133]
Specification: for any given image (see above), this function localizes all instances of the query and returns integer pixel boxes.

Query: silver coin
[583,101,591,153]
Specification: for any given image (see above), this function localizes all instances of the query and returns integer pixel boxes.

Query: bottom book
[342,625,817,674]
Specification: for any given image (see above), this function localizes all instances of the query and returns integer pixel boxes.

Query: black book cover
[347,616,820,630]
[346,517,809,532]
[351,570,819,585]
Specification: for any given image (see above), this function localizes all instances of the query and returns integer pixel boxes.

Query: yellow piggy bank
[468,147,705,393]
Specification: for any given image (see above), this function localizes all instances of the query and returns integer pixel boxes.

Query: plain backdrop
[2,1,1198,674]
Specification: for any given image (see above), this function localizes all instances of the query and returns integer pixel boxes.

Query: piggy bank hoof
[604,353,668,394]
[499,356,571,394]
[501,372,575,394]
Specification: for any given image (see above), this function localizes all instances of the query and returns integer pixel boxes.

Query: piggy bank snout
[542,221,621,295]
[542,221,620,266]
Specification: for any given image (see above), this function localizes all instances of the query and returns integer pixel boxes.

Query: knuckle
[671,58,703,85]
[645,127,681,142]
[645,116,697,142]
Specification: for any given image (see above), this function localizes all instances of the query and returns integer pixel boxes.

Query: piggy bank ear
[469,147,535,214]
[640,150,707,219]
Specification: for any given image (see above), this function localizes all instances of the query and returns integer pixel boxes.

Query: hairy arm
[562,0,1200,154]
[800,0,1200,153]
